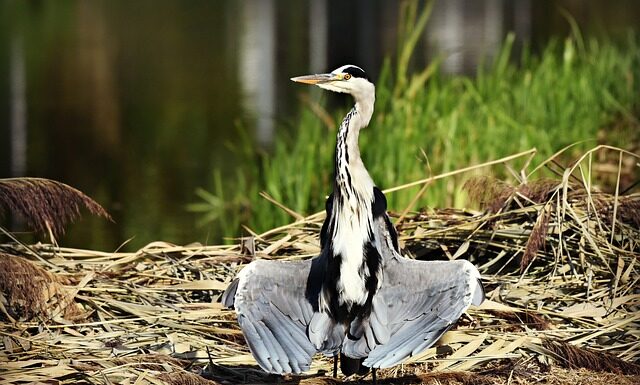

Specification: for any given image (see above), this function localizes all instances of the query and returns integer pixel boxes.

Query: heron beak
[291,73,339,84]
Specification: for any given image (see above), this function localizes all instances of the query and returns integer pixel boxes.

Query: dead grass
[0,146,638,385]
[0,252,84,322]
[0,177,112,239]
[543,340,640,375]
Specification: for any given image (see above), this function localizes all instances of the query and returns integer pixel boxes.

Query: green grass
[191,8,640,241]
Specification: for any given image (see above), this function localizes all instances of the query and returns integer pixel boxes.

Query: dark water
[1,0,638,251]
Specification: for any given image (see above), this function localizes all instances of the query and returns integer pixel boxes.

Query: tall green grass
[191,6,640,241]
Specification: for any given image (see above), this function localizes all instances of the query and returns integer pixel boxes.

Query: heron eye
[343,73,352,80]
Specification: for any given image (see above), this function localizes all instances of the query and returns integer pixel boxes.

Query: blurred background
[1,0,639,251]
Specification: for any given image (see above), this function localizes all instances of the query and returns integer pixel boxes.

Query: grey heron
[222,64,485,380]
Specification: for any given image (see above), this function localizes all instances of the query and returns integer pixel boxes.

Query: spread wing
[223,258,341,374]
[365,258,484,368]
[342,217,485,368]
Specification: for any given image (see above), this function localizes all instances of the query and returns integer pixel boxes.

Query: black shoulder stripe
[325,192,334,212]
[320,193,334,248]
[384,215,400,252]
[305,252,327,311]
[373,187,399,252]
[372,187,387,218]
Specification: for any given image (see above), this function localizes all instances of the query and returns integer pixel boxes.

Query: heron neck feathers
[334,94,375,195]
[328,93,378,307]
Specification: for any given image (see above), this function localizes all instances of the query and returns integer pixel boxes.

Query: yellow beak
[290,73,340,84]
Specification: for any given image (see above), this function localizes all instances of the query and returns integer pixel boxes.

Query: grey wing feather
[221,277,239,308]
[360,258,484,368]
[230,259,320,374]
[343,216,485,368]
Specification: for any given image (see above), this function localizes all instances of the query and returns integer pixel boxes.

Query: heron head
[291,65,374,99]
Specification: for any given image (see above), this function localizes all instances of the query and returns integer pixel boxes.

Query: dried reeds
[0,177,112,239]
[0,252,83,322]
[543,339,640,375]
[0,146,638,385]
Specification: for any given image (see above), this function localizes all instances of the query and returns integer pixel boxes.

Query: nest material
[0,177,111,239]
[0,146,638,385]
[0,253,84,322]
[543,340,640,375]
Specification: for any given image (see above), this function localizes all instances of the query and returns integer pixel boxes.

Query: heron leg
[333,354,338,378]
[372,368,377,385]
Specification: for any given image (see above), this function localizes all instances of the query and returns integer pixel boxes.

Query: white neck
[329,83,377,306]
[334,84,375,196]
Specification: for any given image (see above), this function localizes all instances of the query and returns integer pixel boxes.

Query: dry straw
[0,146,638,384]
[0,177,112,241]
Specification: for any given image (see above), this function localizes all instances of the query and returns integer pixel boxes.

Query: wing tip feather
[472,277,486,306]
[222,278,240,308]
